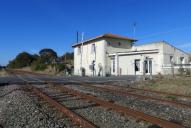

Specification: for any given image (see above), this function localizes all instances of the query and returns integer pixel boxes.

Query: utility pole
[65,54,67,62]
[80,32,84,76]
[76,31,79,44]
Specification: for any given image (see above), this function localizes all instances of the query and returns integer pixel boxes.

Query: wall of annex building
[109,52,161,76]
[161,43,189,74]
[162,43,189,65]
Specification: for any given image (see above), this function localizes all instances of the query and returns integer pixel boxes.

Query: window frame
[77,47,81,55]
[91,44,96,54]
[135,59,140,72]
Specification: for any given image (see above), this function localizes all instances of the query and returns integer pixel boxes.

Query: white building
[72,33,189,76]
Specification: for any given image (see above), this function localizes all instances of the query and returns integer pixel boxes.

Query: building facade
[72,33,189,76]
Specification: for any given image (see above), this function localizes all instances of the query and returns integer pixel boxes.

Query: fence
[162,64,191,75]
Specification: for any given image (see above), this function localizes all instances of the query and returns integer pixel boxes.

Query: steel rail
[6,69,50,76]
[53,85,184,128]
[27,85,97,128]
[130,87,191,99]
[6,69,191,100]
[77,83,191,109]
[103,84,191,100]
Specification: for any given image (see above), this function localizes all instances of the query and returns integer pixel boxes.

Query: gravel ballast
[0,85,78,128]
[65,84,191,128]
[39,85,152,128]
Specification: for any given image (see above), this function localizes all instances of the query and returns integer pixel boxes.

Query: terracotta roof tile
[72,33,137,47]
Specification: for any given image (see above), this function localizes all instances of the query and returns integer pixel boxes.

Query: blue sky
[0,0,191,65]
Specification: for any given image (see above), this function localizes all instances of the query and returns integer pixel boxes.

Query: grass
[138,76,191,96]
[0,70,8,77]
[166,95,177,100]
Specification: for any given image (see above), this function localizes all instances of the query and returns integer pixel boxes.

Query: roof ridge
[72,33,137,48]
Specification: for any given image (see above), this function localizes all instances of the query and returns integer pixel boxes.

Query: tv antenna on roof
[76,31,79,44]
[81,32,84,41]
[133,22,137,38]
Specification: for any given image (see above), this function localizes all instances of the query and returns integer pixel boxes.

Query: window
[144,60,148,73]
[91,44,96,54]
[180,57,184,64]
[170,56,173,64]
[149,60,152,73]
[113,59,115,73]
[135,59,140,71]
[77,47,81,55]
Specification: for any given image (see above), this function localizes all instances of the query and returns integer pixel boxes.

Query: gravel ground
[0,85,78,128]
[38,85,152,128]
[65,84,191,128]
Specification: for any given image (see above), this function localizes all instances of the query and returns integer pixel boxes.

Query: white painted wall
[106,38,133,54]
[74,39,106,76]
[108,41,189,75]
[74,39,189,76]
[161,42,189,74]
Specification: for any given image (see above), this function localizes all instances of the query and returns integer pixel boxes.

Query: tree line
[7,49,74,74]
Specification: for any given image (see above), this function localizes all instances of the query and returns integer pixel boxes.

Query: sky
[0,0,191,65]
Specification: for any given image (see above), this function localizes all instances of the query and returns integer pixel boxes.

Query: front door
[144,59,152,75]
[135,59,141,75]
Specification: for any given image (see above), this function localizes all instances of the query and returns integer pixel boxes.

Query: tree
[8,52,35,68]
[32,54,40,61]
[60,52,74,62]
[39,49,57,64]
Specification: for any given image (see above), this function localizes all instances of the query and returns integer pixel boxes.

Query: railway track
[73,83,191,109]
[98,83,191,100]
[4,71,97,128]
[7,69,191,100]
[4,70,190,128]
[51,84,184,128]
[23,82,186,128]
[21,82,185,127]
[26,84,97,128]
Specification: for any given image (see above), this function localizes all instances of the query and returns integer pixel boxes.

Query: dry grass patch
[0,70,8,77]
[138,77,191,96]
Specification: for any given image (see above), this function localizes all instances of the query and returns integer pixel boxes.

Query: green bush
[55,63,66,72]
[186,69,191,76]
[146,80,158,87]
[34,64,47,71]
[166,95,177,100]
[178,66,184,75]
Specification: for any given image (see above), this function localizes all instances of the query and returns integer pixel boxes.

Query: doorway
[144,59,152,75]
[135,59,141,75]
